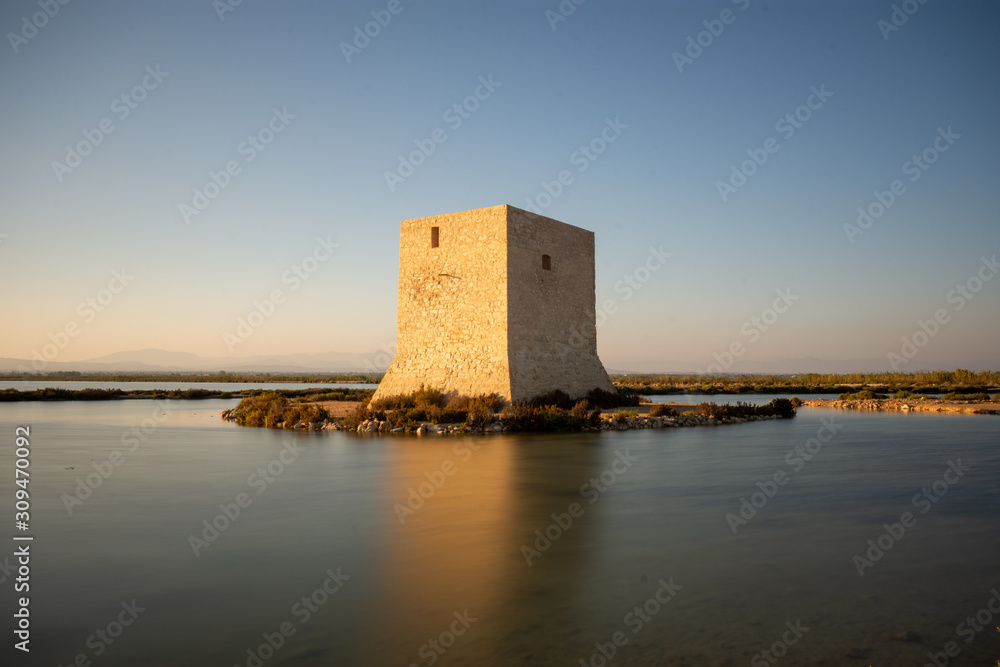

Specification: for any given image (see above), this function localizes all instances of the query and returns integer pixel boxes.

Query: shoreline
[221,401,792,434]
[803,397,1000,415]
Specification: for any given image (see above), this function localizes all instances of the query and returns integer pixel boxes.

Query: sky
[1,0,998,373]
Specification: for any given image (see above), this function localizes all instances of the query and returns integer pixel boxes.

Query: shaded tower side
[372,206,512,401]
[504,206,614,402]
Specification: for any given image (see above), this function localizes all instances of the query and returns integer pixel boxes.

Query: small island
[220,386,798,434]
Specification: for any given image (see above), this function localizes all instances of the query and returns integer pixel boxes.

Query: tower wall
[505,207,614,401]
[373,205,614,404]
[372,206,511,400]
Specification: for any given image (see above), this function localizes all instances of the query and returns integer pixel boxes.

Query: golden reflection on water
[366,435,606,665]
[372,437,515,663]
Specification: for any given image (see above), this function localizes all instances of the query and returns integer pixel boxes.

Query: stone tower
[372,204,614,403]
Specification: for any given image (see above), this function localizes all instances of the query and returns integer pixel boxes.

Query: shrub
[570,400,590,419]
[766,398,796,418]
[341,403,375,430]
[412,384,447,409]
[170,389,214,400]
[500,403,546,432]
[893,390,914,399]
[649,404,677,417]
[371,390,504,428]
[419,404,469,424]
[789,396,803,407]
[589,387,640,408]
[432,406,468,424]
[500,403,588,432]
[326,388,374,402]
[612,410,637,423]
[696,402,732,419]
[4,387,128,401]
[369,394,411,411]
[423,405,441,423]
[389,407,428,432]
[523,387,639,410]
[370,384,446,411]
[466,405,493,429]
[695,399,795,420]
[402,406,427,422]
[840,389,883,401]
[448,393,506,414]
[231,392,285,427]
[617,389,641,407]
[529,389,574,409]
[539,404,583,431]
[231,392,328,429]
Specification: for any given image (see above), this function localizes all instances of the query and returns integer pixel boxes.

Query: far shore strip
[803,397,999,415]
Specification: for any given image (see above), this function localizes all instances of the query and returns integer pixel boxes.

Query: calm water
[1,399,997,666]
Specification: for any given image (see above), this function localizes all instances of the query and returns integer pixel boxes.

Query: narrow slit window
[431,226,439,248]
[542,254,551,270]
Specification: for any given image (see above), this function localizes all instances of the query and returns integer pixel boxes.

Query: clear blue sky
[1,0,998,372]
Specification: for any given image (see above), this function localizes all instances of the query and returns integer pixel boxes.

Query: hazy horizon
[0,345,993,377]
[2,1,998,374]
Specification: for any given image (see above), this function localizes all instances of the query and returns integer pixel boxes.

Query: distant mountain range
[607,356,892,375]
[0,348,393,374]
[0,348,890,375]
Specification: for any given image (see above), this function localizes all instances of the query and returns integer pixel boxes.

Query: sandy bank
[803,397,1000,415]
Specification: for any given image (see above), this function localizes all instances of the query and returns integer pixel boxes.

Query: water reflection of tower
[365,436,515,665]
[484,433,606,663]
[364,435,605,665]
